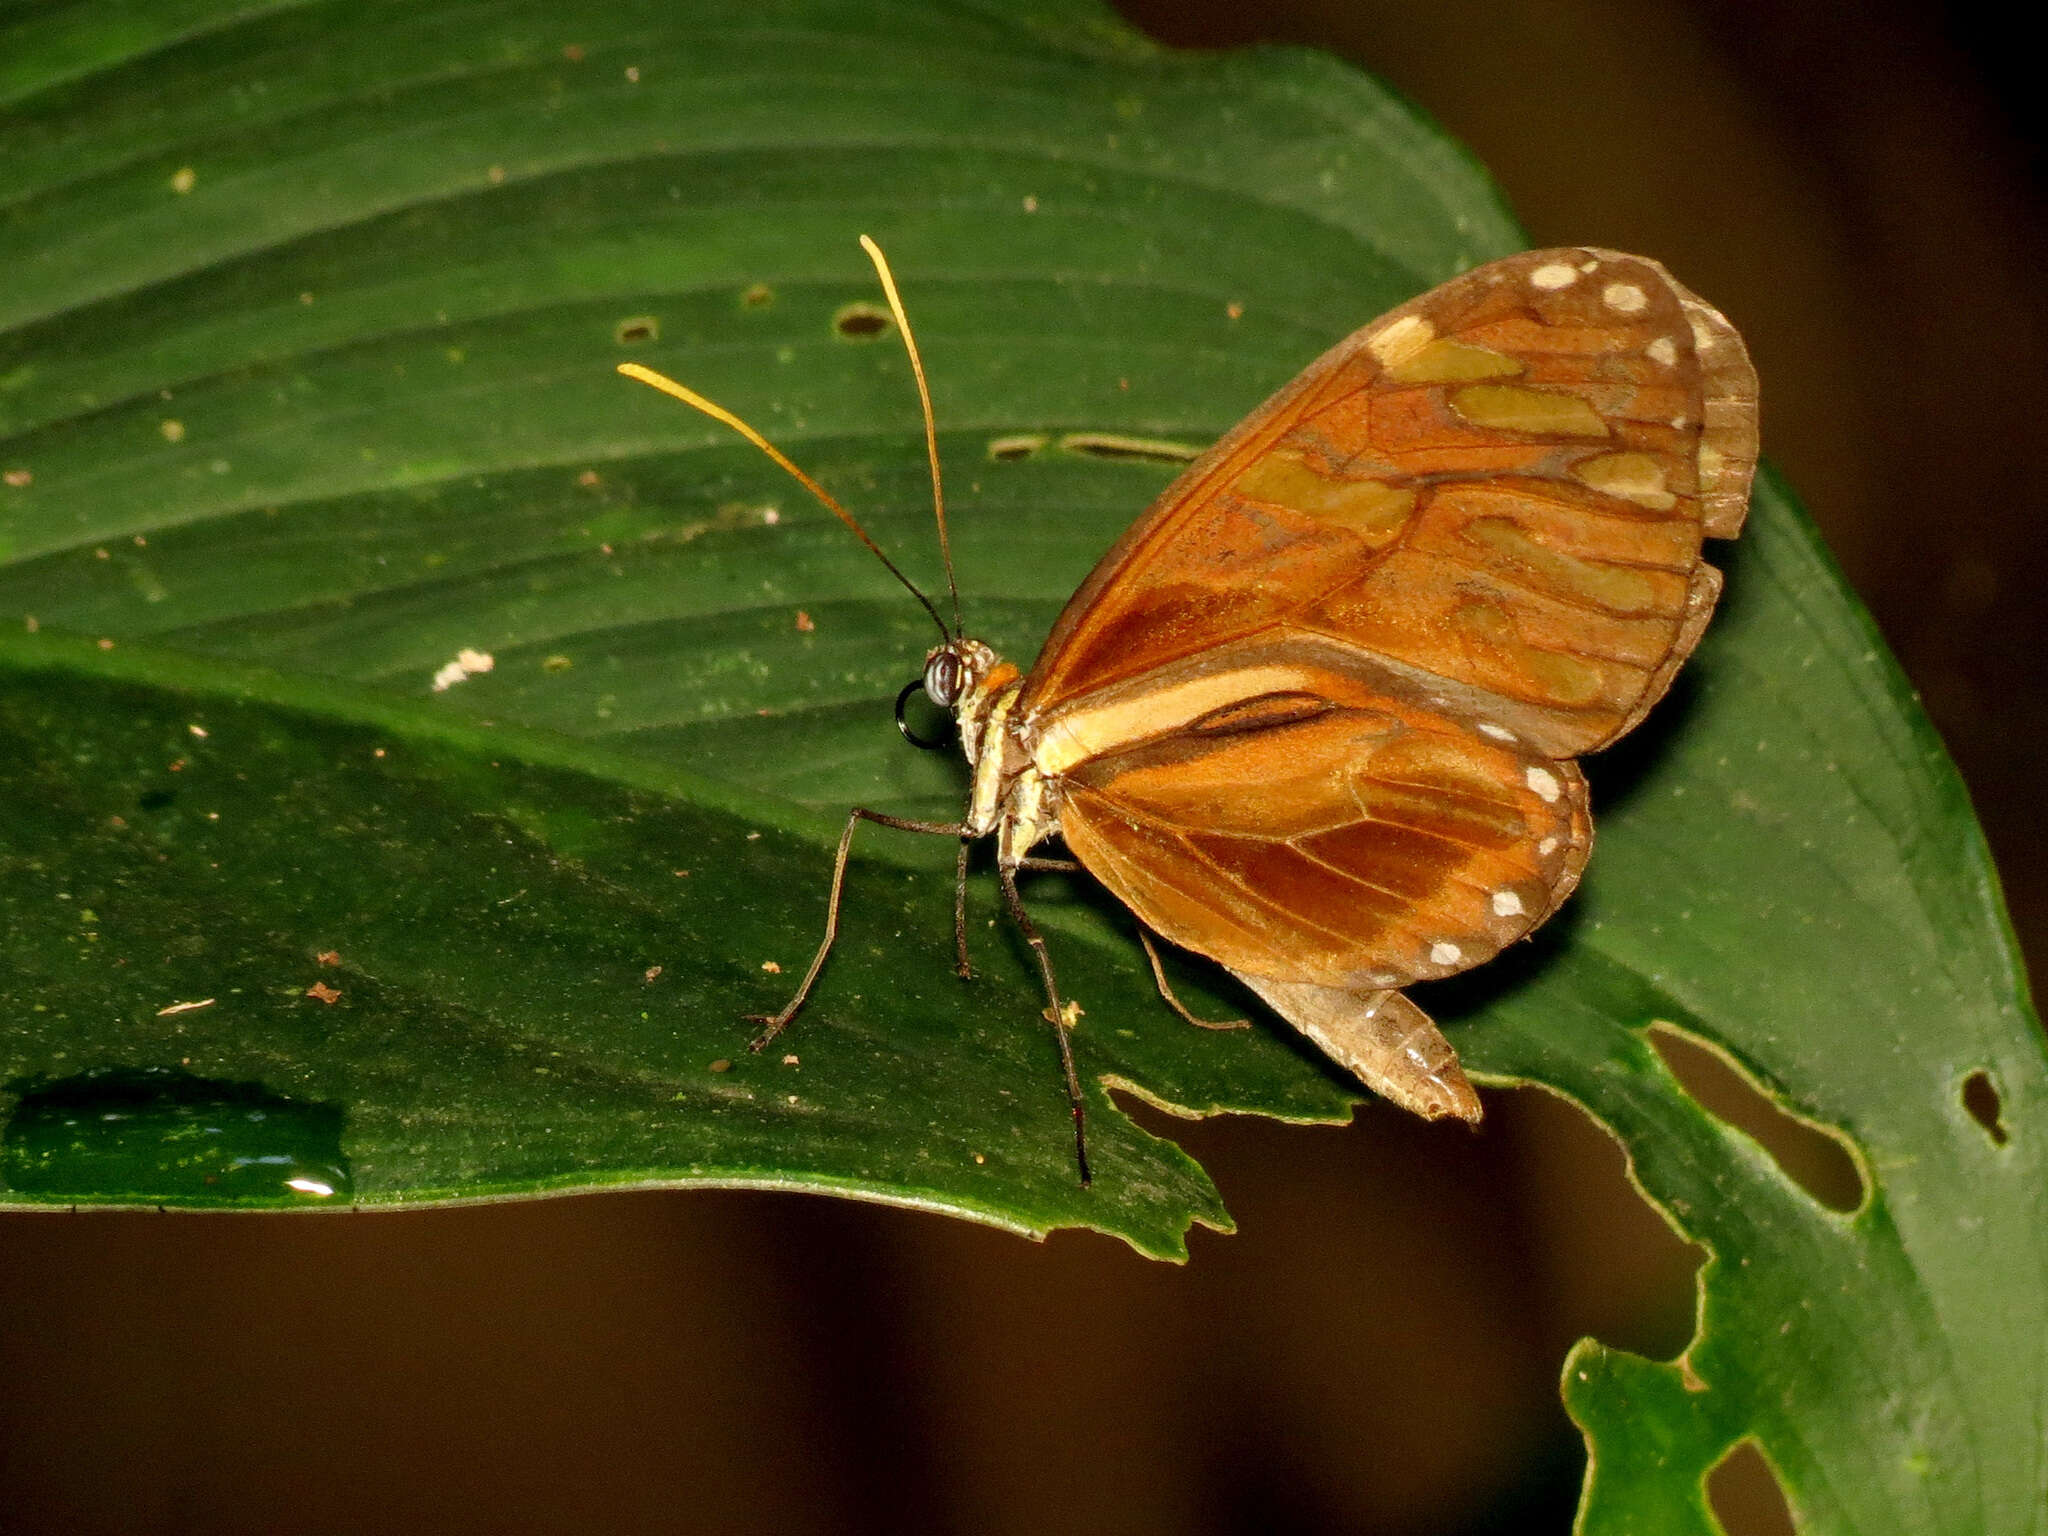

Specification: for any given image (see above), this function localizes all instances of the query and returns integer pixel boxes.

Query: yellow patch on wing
[1233,452,1416,543]
[1462,517,1665,611]
[1448,385,1610,438]
[1381,338,1524,385]
[1450,598,1608,704]
[1573,450,1678,511]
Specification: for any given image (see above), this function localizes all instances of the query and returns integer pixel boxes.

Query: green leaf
[1,1,2041,1530]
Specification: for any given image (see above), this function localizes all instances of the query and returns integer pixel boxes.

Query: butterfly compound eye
[924,649,964,708]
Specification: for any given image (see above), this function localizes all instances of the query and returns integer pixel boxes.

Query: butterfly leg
[953,834,974,979]
[1136,930,1249,1031]
[996,862,1092,1186]
[746,806,967,1052]
[1015,857,1245,1031]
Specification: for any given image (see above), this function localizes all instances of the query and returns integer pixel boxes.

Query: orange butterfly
[622,240,1759,1184]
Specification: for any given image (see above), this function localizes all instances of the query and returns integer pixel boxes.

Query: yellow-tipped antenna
[616,361,950,640]
[858,234,962,638]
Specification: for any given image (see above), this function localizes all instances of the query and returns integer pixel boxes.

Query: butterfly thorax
[937,639,1063,864]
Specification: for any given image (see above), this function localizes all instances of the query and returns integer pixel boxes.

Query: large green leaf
[1,1,2040,1530]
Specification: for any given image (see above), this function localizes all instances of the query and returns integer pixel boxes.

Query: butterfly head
[898,638,1028,772]
[921,637,990,712]
[896,638,991,751]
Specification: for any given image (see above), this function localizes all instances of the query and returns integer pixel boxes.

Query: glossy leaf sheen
[0,2,2040,1530]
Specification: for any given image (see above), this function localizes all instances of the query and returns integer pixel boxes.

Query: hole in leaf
[738,282,774,310]
[986,434,1047,462]
[1056,431,1199,464]
[832,302,893,340]
[1649,1023,1866,1214]
[613,315,659,346]
[1121,1080,1702,1500]
[1962,1069,2009,1145]
[1494,1085,1705,1363]
[1706,1439,1796,1536]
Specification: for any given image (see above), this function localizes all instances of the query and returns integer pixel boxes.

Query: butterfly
[621,240,1759,1184]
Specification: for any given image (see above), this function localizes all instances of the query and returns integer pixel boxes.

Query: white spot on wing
[1492,890,1525,918]
[1477,722,1516,742]
[1430,941,1462,966]
[1526,766,1562,803]
[1647,336,1678,366]
[1603,282,1648,314]
[1531,262,1578,291]
[1538,836,1560,856]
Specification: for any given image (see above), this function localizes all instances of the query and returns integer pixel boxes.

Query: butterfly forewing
[1021,248,1757,759]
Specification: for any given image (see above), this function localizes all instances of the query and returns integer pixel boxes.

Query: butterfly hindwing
[1052,678,1590,991]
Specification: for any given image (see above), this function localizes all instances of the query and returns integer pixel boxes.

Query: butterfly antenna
[859,235,962,639]
[617,362,950,640]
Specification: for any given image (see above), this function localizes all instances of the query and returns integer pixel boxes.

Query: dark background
[2,3,2040,1532]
